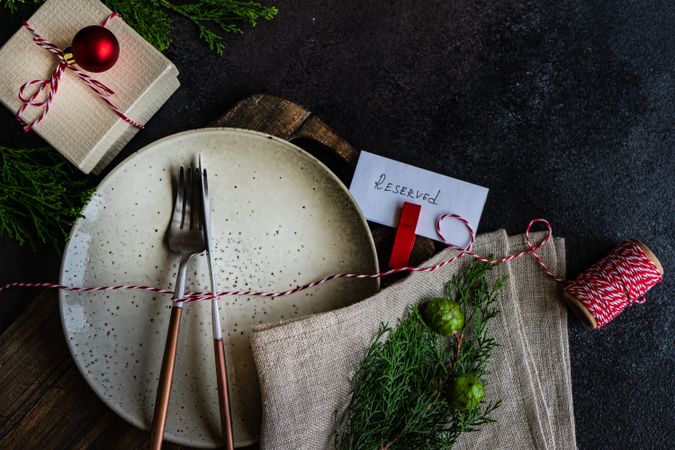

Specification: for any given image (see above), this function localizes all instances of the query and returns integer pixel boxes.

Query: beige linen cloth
[250,230,577,449]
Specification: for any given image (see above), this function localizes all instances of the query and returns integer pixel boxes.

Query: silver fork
[150,166,206,450]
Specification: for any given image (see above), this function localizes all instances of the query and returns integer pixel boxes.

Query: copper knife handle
[214,338,235,450]
[149,306,183,450]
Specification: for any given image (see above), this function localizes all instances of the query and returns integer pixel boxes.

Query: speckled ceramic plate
[59,128,379,448]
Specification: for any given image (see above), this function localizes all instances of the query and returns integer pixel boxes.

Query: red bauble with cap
[68,25,119,72]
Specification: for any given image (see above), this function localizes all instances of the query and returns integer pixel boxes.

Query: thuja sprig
[449,259,505,378]
[335,260,504,450]
[0,0,39,13]
[445,260,505,442]
[0,146,93,250]
[334,307,451,450]
[157,0,278,56]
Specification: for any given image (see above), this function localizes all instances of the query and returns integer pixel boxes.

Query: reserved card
[350,151,489,247]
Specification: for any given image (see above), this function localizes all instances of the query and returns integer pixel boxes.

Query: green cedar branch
[0,0,40,13]
[0,146,93,250]
[335,260,504,450]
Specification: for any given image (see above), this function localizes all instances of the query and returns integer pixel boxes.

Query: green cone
[448,374,485,410]
[423,298,465,336]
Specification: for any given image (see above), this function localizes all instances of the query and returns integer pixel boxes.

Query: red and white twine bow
[16,13,144,132]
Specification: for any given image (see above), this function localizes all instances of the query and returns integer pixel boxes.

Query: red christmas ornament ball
[70,25,119,72]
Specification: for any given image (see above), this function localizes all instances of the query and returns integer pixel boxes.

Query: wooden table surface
[0,290,183,449]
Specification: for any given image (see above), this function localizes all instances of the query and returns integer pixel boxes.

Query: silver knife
[199,155,235,450]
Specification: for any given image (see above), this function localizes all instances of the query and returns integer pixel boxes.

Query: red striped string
[0,214,663,328]
[16,12,144,132]
[175,215,560,301]
[0,215,552,302]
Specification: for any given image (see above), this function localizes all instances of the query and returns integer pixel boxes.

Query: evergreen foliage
[0,146,93,249]
[335,260,505,450]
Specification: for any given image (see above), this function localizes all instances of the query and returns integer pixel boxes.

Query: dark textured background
[1,1,673,448]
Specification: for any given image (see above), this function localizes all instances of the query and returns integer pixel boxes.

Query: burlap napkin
[250,230,576,449]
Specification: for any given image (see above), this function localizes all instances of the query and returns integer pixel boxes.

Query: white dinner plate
[59,128,379,447]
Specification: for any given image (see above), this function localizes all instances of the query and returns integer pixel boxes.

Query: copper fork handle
[149,306,183,450]
[214,338,235,450]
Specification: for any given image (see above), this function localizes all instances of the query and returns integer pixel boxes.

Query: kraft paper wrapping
[0,0,179,173]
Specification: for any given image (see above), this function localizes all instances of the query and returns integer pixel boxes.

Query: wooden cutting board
[0,95,436,450]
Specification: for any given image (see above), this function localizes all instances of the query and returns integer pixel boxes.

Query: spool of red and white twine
[0,215,664,329]
[563,240,663,329]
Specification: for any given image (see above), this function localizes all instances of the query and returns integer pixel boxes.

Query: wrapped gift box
[0,0,180,173]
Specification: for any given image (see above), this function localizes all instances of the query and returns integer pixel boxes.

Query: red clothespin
[389,202,422,269]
